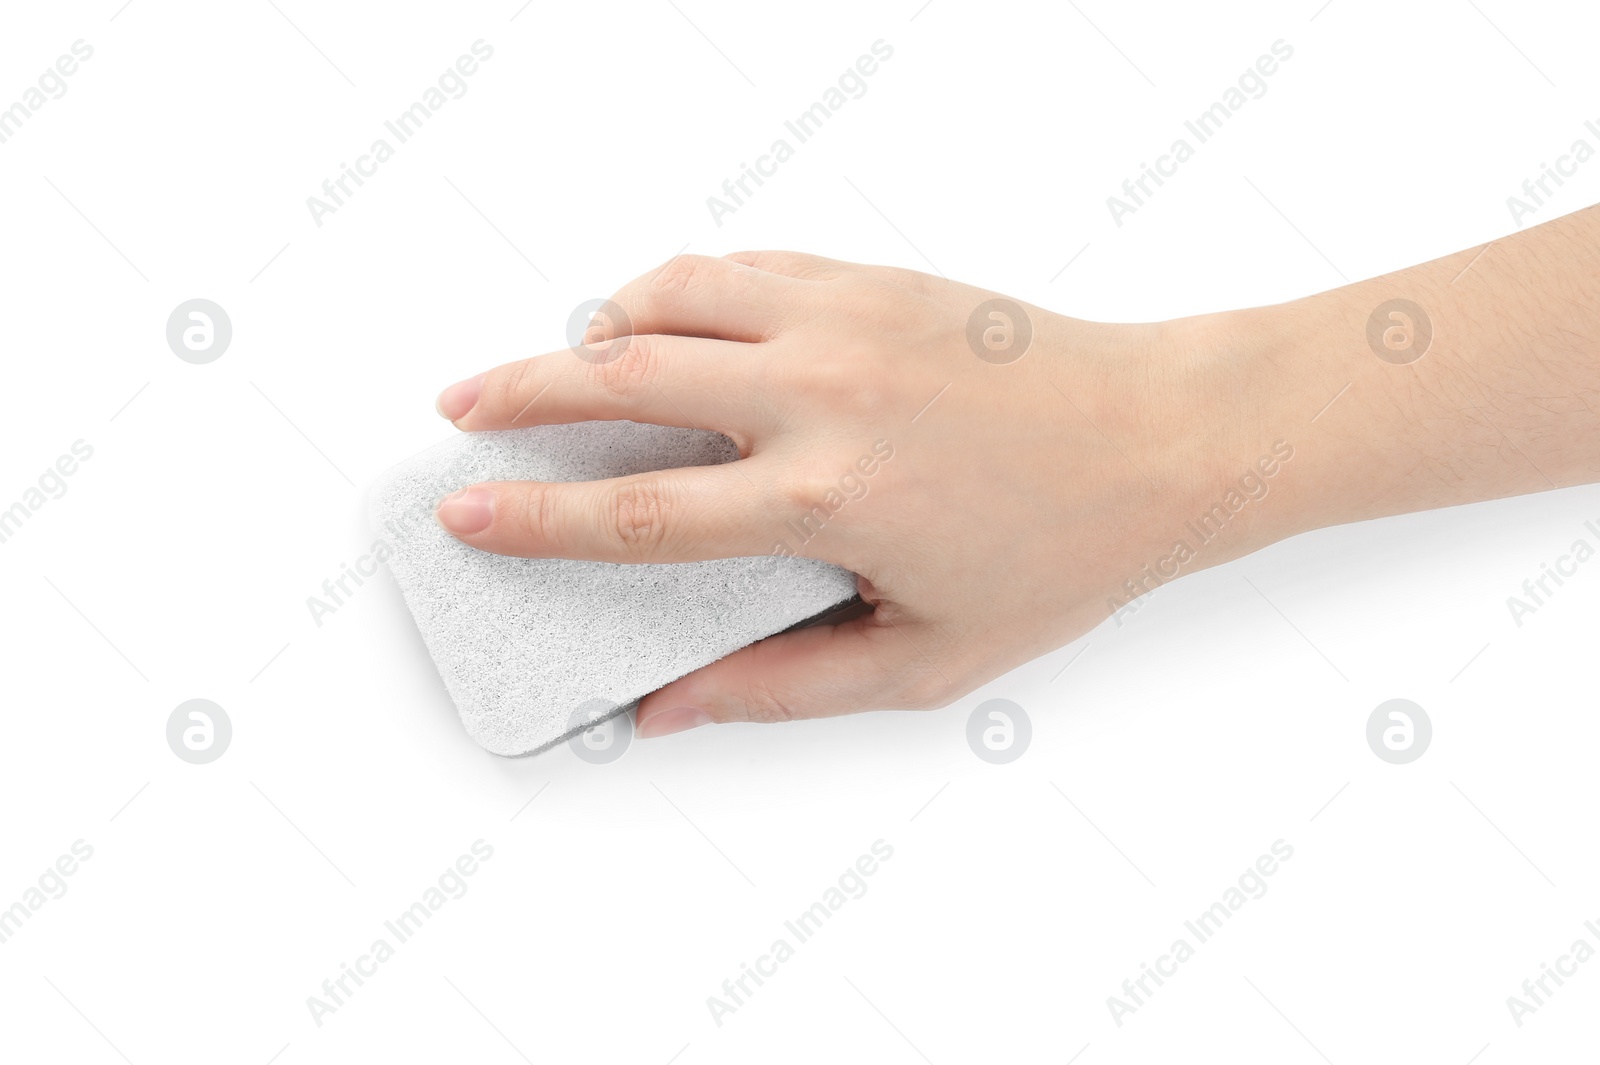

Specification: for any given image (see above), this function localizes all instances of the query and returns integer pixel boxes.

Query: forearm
[433,237,1598,725]
[1218,205,1600,551]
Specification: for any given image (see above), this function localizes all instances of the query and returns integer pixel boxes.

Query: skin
[433,206,1600,738]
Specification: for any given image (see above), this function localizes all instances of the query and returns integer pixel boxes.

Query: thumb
[634,615,939,737]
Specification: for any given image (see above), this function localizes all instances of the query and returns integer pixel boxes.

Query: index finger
[596,253,813,342]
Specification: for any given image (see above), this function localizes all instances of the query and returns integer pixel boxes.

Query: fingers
[600,253,812,342]
[633,615,945,735]
[434,462,784,563]
[437,252,846,432]
[440,334,769,439]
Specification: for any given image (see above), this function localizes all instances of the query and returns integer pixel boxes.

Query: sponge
[368,423,858,756]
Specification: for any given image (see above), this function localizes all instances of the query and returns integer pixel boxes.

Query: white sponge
[368,423,858,756]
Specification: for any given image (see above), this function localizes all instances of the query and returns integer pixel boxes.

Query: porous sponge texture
[369,423,857,756]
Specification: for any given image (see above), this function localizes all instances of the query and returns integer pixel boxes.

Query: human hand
[432,251,1262,736]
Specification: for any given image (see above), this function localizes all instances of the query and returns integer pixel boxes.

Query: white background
[1,0,1597,1062]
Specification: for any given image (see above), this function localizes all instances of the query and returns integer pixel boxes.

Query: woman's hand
[432,251,1260,736]
[434,214,1600,738]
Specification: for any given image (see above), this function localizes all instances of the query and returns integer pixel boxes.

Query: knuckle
[899,672,955,712]
[516,484,562,551]
[843,274,927,331]
[588,333,658,399]
[798,357,858,401]
[786,351,893,420]
[779,465,842,517]
[871,263,928,294]
[649,254,707,303]
[740,678,799,724]
[829,357,893,416]
[494,357,541,415]
[847,378,899,421]
[606,479,671,558]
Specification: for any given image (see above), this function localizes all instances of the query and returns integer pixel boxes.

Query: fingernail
[436,374,484,421]
[435,487,494,536]
[637,705,713,738]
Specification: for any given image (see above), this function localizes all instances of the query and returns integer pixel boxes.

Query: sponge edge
[368,422,858,757]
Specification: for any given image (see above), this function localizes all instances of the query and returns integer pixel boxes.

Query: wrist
[1155,301,1376,562]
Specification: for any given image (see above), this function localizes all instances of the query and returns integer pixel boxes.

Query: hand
[432,251,1256,736]
[434,209,1600,739]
